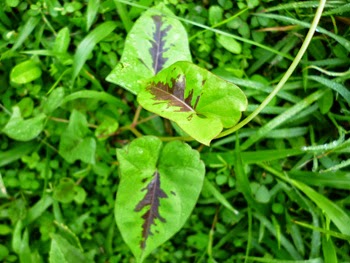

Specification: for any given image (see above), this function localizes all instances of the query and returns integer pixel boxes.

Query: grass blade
[72,21,117,82]
[12,16,40,51]
[240,89,326,150]
[203,177,239,215]
[308,75,350,104]
[86,0,100,31]
[0,141,38,167]
[292,180,350,236]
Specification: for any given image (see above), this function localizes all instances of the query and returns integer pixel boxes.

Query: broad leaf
[106,3,191,95]
[115,136,205,263]
[2,106,46,141]
[137,61,248,145]
[58,110,96,164]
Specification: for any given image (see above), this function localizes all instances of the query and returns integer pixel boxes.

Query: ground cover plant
[0,0,350,262]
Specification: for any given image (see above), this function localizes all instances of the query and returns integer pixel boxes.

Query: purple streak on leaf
[150,15,171,74]
[147,75,201,112]
[134,170,168,249]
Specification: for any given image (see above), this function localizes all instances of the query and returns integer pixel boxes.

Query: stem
[131,105,142,127]
[129,127,143,138]
[216,0,326,139]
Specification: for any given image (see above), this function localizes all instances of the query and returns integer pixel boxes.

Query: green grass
[1,0,350,262]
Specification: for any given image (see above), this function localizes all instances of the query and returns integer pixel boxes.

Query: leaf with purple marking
[106,3,191,95]
[115,136,205,263]
[137,61,248,145]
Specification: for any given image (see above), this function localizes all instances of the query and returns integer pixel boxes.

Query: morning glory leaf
[2,106,46,141]
[58,110,96,164]
[115,136,205,263]
[106,3,191,95]
[137,61,248,145]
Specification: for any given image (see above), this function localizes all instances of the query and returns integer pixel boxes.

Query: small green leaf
[53,178,76,204]
[17,97,34,118]
[254,184,271,203]
[95,117,119,140]
[106,3,191,95]
[116,136,205,262]
[217,34,242,54]
[0,224,12,235]
[10,60,42,84]
[308,39,326,60]
[2,106,46,141]
[6,0,19,7]
[53,27,71,54]
[318,89,333,114]
[138,61,247,145]
[43,87,65,114]
[58,110,96,164]
[209,6,223,25]
[0,244,9,261]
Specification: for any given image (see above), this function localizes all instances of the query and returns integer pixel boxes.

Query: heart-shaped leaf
[115,136,205,263]
[2,106,46,141]
[137,61,248,145]
[58,110,96,164]
[106,3,191,95]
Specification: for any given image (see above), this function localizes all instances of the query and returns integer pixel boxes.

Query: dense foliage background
[1,0,349,262]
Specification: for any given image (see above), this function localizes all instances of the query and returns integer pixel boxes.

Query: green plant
[1,0,350,262]
[106,4,247,261]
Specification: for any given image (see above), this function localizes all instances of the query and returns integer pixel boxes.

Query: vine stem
[215,0,326,139]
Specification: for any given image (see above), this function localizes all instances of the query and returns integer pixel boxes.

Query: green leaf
[53,178,76,204]
[49,233,92,263]
[0,244,9,261]
[17,97,34,118]
[10,60,42,84]
[115,136,205,263]
[12,16,40,51]
[217,34,242,54]
[322,236,337,263]
[106,3,191,95]
[318,89,333,114]
[53,27,71,54]
[95,117,119,140]
[58,110,96,164]
[209,6,223,26]
[2,106,46,141]
[137,61,247,145]
[43,87,65,114]
[86,0,100,31]
[6,0,19,7]
[72,21,117,82]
